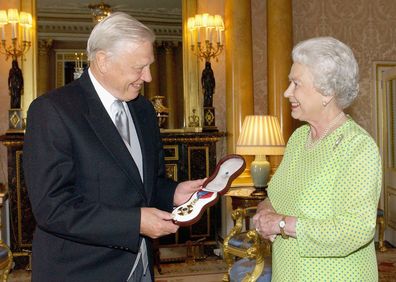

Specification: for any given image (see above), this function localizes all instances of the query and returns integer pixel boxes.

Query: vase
[151,96,169,128]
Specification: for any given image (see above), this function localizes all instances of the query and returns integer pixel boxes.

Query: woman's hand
[253,202,283,240]
[253,198,297,240]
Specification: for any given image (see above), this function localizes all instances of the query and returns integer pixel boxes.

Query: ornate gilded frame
[374,62,396,202]
[374,62,396,232]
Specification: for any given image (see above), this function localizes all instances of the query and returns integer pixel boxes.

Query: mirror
[36,0,199,130]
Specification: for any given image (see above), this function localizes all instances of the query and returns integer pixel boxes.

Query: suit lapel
[78,72,147,202]
[127,100,153,202]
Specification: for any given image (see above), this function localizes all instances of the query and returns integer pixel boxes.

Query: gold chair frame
[222,207,270,282]
[0,240,12,281]
[377,209,387,252]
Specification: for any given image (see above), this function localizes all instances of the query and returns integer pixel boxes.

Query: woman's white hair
[87,12,155,61]
[292,36,359,109]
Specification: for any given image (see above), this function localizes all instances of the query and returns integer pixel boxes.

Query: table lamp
[236,115,285,188]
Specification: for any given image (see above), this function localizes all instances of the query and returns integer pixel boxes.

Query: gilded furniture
[222,206,271,282]
[0,134,33,270]
[0,184,13,281]
[377,208,387,252]
[226,188,267,238]
[228,189,266,230]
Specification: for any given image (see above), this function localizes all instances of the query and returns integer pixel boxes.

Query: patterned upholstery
[0,241,12,281]
[222,207,271,282]
[228,232,255,249]
[230,256,272,282]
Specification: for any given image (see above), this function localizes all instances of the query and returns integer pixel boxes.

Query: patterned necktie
[111,100,130,145]
[111,100,143,180]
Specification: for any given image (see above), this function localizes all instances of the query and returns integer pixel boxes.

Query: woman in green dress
[253,37,382,281]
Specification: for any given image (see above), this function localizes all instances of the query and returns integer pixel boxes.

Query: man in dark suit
[23,12,204,282]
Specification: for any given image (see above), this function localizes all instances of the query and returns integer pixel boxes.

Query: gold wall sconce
[187,13,224,132]
[0,9,33,133]
[187,13,224,62]
[0,9,32,60]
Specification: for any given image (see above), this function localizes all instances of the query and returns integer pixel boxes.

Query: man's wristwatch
[279,216,289,239]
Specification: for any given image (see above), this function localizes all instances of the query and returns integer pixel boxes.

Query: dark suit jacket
[23,71,177,282]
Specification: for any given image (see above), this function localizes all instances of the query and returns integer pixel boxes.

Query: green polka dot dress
[268,118,382,281]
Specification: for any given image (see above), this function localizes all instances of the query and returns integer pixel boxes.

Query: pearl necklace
[306,112,345,149]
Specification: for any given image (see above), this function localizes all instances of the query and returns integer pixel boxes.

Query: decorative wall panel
[292,0,396,136]
[248,0,396,135]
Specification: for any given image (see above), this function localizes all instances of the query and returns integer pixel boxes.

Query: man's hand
[173,179,206,206]
[140,208,179,239]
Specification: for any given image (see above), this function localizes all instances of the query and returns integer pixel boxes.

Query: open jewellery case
[172,154,246,226]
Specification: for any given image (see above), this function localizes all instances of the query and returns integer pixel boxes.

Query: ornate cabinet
[0,131,224,267]
[0,133,33,269]
[160,131,225,248]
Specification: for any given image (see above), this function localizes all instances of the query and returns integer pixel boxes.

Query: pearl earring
[322,101,327,107]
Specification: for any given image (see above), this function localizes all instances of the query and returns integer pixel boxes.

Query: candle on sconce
[208,15,214,43]
[7,9,19,39]
[11,23,16,39]
[75,52,78,69]
[194,14,202,44]
[26,27,30,42]
[0,10,7,41]
[20,11,31,42]
[187,17,195,46]
[214,15,224,45]
[26,12,32,42]
[202,13,209,42]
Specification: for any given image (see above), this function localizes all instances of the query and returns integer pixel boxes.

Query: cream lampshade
[236,115,285,188]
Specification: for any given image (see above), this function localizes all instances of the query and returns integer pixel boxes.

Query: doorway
[376,63,396,245]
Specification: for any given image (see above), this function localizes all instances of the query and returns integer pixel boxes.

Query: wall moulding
[37,9,182,42]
